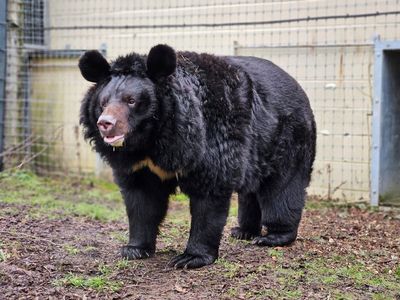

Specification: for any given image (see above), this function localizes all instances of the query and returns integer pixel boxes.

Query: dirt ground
[0,171,399,299]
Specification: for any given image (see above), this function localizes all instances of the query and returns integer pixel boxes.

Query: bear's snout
[96,102,129,147]
[97,115,116,135]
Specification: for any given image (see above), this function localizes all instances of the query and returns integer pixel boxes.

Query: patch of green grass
[62,274,85,288]
[0,206,19,216]
[372,293,394,300]
[283,289,303,299]
[0,170,42,189]
[256,263,273,273]
[158,223,188,248]
[330,290,357,300]
[337,263,392,288]
[0,249,8,262]
[73,202,121,221]
[299,255,400,297]
[242,272,258,284]
[31,198,124,222]
[216,258,241,279]
[229,197,238,217]
[159,206,190,248]
[165,208,190,227]
[110,231,128,243]
[81,176,119,192]
[268,248,284,258]
[229,204,238,217]
[86,275,112,290]
[321,274,338,284]
[305,198,333,210]
[277,267,304,283]
[115,259,130,270]
[252,288,302,300]
[305,197,369,211]
[82,189,121,203]
[64,245,80,255]
[0,171,125,222]
[83,246,97,252]
[0,241,8,262]
[170,192,189,202]
[395,265,400,279]
[57,273,122,292]
[56,261,127,292]
[226,287,238,298]
[98,264,113,276]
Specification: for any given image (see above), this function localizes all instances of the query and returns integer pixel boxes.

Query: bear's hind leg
[231,192,261,240]
[254,172,306,246]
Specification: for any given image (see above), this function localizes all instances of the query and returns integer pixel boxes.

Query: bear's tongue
[104,135,124,144]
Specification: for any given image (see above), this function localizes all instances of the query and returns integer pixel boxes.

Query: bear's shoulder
[177,51,240,87]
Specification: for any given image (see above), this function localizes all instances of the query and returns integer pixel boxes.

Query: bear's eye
[127,97,136,107]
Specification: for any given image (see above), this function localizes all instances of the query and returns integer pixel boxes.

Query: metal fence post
[0,0,7,171]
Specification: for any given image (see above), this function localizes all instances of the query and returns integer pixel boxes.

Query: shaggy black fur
[79,45,316,269]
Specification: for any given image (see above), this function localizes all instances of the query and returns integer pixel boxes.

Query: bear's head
[78,44,176,150]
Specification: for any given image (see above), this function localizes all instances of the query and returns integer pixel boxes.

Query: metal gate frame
[0,0,7,171]
[371,38,400,206]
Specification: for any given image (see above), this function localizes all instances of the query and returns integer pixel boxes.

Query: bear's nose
[97,115,116,134]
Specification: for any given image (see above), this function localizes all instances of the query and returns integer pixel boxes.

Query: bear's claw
[230,226,259,240]
[168,252,215,269]
[121,245,153,260]
[252,231,297,247]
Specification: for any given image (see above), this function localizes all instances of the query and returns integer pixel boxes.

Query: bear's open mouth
[103,135,125,147]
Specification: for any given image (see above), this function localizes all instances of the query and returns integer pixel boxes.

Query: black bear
[79,44,316,269]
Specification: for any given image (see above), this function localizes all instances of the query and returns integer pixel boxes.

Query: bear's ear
[79,50,110,83]
[146,44,176,81]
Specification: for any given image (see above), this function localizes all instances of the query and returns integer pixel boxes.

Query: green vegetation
[226,286,238,298]
[229,200,238,217]
[0,241,8,262]
[57,273,122,291]
[268,248,284,259]
[0,170,124,222]
[0,249,7,262]
[55,263,127,291]
[115,259,130,270]
[305,197,370,211]
[64,245,80,255]
[216,258,241,279]
[395,265,400,279]
[110,231,128,243]
[300,255,400,295]
[251,288,303,299]
[238,253,400,299]
[169,192,189,202]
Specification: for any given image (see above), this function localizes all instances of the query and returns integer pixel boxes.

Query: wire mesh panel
[2,0,400,201]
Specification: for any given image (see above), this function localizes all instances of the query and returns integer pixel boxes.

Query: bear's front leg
[115,170,176,260]
[169,193,231,269]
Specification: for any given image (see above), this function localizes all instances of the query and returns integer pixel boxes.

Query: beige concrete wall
[46,0,399,56]
[26,0,400,201]
[30,58,96,174]
[235,44,374,201]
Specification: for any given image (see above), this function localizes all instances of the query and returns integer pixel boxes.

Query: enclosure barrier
[1,0,400,205]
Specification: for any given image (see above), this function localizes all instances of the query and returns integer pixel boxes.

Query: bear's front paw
[231,226,259,240]
[121,245,154,260]
[168,252,216,269]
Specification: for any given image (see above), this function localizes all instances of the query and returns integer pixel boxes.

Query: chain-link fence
[1,0,400,203]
